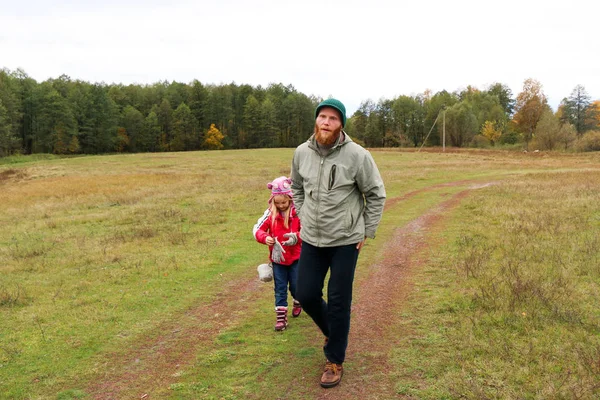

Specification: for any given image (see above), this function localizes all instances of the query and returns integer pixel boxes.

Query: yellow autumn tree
[52,124,69,154]
[204,123,225,150]
[481,120,501,145]
[68,135,80,154]
[588,100,600,130]
[115,127,130,153]
[513,78,550,150]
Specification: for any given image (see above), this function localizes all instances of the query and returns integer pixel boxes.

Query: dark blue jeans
[295,242,359,365]
[273,260,298,308]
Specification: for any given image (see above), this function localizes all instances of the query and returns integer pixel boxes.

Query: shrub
[384,132,413,147]
[469,134,491,148]
[499,130,521,145]
[575,130,600,152]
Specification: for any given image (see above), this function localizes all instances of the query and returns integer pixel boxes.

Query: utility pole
[442,107,446,152]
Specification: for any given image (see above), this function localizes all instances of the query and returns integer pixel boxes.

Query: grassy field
[1,148,599,399]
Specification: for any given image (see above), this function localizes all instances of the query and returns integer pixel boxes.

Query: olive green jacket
[290,132,386,247]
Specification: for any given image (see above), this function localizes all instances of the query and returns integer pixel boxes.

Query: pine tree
[0,100,18,156]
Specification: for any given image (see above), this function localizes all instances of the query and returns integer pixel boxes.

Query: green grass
[389,170,600,399]
[0,153,67,166]
[1,148,599,399]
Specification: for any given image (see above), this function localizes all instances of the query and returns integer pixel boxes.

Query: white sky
[1,0,598,115]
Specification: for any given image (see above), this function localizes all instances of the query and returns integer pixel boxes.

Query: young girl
[253,176,302,331]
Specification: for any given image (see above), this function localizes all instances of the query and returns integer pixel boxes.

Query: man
[291,98,386,388]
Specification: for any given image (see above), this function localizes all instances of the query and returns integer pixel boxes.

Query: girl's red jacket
[252,207,302,266]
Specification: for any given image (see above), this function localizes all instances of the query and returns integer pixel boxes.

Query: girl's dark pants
[272,260,298,307]
[295,241,359,365]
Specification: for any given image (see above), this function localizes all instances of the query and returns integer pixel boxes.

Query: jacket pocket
[345,207,354,233]
[345,201,365,236]
[328,164,337,191]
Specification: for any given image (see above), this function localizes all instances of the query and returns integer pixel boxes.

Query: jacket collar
[307,130,352,152]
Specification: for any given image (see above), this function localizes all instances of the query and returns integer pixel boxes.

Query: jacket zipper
[309,138,342,247]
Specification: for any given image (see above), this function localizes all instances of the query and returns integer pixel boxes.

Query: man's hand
[281,232,298,246]
[356,238,367,251]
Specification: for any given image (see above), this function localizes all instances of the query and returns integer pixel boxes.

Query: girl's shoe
[275,306,288,331]
[292,300,302,317]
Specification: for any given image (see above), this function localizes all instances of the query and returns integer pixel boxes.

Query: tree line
[1,68,599,157]
[348,79,599,151]
[0,68,319,156]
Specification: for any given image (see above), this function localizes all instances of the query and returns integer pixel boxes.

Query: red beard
[314,123,342,146]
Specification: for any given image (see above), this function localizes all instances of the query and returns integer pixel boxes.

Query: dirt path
[313,183,495,399]
[86,276,263,399]
[85,180,494,399]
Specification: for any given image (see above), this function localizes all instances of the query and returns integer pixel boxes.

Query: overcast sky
[1,0,598,115]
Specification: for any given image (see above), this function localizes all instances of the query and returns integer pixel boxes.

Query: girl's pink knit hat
[267,176,293,203]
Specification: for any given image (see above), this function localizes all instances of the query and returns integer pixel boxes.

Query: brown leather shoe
[320,360,343,388]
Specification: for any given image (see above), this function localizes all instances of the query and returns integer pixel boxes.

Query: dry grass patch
[0,168,28,183]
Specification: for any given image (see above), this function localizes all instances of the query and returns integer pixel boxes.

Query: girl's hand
[282,232,298,246]
[265,236,275,246]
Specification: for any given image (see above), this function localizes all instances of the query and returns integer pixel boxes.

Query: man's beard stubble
[314,123,342,146]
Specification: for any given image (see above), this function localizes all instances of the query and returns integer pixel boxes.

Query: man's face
[315,107,342,146]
